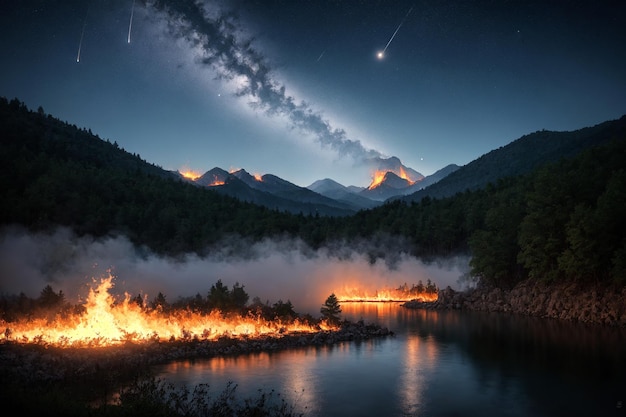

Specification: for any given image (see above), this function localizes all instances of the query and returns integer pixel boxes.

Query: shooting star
[76,16,87,62]
[127,0,135,44]
[316,50,326,62]
[377,6,414,60]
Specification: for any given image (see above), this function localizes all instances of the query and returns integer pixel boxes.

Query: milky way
[146,0,384,164]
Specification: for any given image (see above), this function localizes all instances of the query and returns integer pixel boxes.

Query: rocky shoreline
[403,279,626,326]
[0,320,392,384]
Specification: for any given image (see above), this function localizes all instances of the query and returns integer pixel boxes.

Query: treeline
[0,97,477,258]
[0,279,318,324]
[397,280,439,296]
[1,97,625,289]
[350,136,626,288]
[0,97,310,254]
[468,137,626,288]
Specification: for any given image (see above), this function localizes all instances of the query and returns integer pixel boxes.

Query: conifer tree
[320,293,342,324]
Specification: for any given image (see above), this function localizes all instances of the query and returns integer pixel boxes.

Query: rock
[402,279,626,327]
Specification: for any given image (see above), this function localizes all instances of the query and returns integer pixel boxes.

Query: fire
[180,169,201,181]
[367,167,417,190]
[208,175,225,186]
[335,284,438,303]
[368,170,387,189]
[253,173,263,182]
[1,275,337,348]
[398,166,414,183]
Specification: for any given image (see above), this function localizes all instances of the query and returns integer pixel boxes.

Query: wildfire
[335,284,438,303]
[208,175,225,186]
[1,275,336,348]
[367,167,416,190]
[398,166,414,183]
[253,173,263,182]
[368,170,387,189]
[180,169,201,181]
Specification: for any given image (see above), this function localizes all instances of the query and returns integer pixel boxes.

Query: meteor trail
[377,6,414,59]
[127,0,135,44]
[76,18,86,62]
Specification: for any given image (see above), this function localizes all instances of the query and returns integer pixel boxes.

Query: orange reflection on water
[399,335,441,415]
[159,346,334,414]
[340,301,399,323]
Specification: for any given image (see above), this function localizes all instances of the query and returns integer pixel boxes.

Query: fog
[0,226,469,314]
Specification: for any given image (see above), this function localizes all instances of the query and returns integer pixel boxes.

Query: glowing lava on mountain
[367,166,416,190]
[180,169,201,181]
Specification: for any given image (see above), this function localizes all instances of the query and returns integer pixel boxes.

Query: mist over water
[0,226,468,314]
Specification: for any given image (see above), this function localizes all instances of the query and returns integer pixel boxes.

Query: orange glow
[180,169,201,181]
[208,175,225,186]
[368,170,387,189]
[253,173,263,182]
[335,286,438,303]
[398,166,414,183]
[367,167,416,190]
[1,275,337,348]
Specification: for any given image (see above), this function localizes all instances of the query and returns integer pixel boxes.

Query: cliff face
[404,280,626,326]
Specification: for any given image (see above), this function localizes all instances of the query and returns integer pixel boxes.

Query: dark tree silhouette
[320,293,342,324]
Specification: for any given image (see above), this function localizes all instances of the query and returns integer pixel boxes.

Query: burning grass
[335,280,439,303]
[1,275,336,348]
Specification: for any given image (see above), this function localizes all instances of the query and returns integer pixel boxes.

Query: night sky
[1,0,625,187]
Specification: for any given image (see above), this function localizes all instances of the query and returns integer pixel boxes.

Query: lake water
[155,303,626,417]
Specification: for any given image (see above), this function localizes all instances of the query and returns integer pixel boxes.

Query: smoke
[0,226,468,314]
[143,0,384,164]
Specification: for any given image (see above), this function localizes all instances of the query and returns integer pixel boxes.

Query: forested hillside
[1,97,624,288]
[400,115,626,202]
[0,97,308,254]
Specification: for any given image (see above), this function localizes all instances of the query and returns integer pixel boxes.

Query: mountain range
[175,114,626,215]
[178,156,461,215]
[3,95,624,218]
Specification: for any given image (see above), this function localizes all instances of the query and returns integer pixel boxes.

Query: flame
[398,166,414,183]
[208,175,225,186]
[180,169,201,181]
[367,167,417,190]
[253,173,263,182]
[335,286,438,303]
[1,275,337,348]
[368,170,387,189]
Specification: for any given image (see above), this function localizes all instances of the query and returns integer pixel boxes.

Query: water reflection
[155,304,626,417]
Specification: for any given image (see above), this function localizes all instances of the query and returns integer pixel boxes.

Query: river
[155,303,626,417]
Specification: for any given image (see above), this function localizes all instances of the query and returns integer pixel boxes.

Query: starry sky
[1,0,625,187]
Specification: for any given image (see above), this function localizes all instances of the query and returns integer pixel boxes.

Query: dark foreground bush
[1,376,304,417]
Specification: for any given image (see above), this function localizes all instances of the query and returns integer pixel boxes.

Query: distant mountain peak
[364,156,424,190]
[195,167,230,186]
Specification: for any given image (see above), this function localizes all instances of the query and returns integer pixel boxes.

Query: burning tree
[320,293,342,324]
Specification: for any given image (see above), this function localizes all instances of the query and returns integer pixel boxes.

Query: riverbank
[403,279,626,326]
[0,319,392,385]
